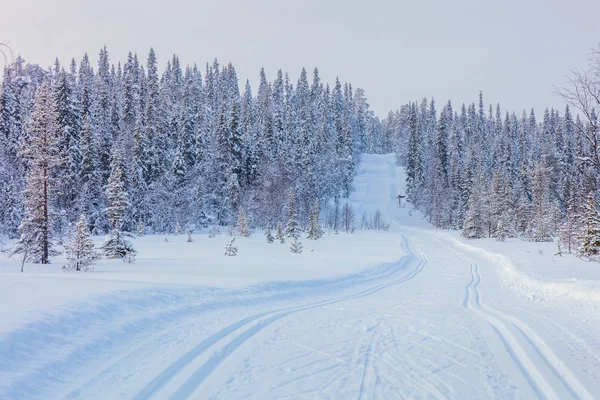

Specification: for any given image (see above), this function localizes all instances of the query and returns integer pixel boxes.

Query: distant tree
[265,222,274,243]
[286,188,300,239]
[462,167,487,239]
[578,193,600,257]
[276,221,285,243]
[332,196,340,234]
[341,203,355,233]
[102,150,136,261]
[236,208,251,237]
[307,199,323,240]
[558,204,578,253]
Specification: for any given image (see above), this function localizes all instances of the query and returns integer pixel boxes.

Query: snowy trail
[442,240,593,400]
[1,154,599,399]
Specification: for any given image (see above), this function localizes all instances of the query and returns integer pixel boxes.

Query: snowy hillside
[1,154,600,399]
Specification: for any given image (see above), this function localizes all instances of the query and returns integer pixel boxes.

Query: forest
[1,45,599,263]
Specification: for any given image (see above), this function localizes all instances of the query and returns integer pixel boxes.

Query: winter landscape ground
[1,154,600,399]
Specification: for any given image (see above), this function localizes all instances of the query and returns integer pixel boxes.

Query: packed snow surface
[1,153,599,399]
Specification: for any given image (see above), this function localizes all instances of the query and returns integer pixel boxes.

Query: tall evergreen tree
[14,82,62,264]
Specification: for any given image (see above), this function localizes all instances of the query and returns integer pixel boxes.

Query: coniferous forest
[0,47,386,263]
[1,45,600,263]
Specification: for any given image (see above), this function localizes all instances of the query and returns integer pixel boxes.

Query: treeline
[0,47,385,244]
[387,84,600,253]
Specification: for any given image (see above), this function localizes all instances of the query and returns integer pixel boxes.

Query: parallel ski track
[59,245,408,398]
[441,240,593,400]
[130,236,427,400]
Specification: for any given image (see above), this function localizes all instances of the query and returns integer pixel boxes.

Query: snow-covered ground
[1,153,599,399]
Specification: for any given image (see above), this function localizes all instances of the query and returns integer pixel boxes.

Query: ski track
[441,239,594,400]
[1,239,409,399]
[357,332,376,400]
[135,236,428,399]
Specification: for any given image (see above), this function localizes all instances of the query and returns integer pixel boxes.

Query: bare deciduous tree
[0,42,14,67]
[557,44,600,170]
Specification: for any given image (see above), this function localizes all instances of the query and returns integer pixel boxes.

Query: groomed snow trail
[1,154,599,399]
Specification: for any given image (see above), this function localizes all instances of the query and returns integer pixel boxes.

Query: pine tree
[64,215,101,271]
[265,222,274,243]
[578,193,600,257]
[13,82,63,264]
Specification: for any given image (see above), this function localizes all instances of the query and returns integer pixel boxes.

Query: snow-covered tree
[307,199,324,240]
[286,188,300,239]
[0,50,381,241]
[276,221,285,243]
[64,215,101,271]
[102,150,135,260]
[558,204,578,253]
[236,208,251,237]
[265,222,274,243]
[578,193,600,257]
[13,82,63,264]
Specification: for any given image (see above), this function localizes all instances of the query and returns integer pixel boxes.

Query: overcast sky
[1,0,599,117]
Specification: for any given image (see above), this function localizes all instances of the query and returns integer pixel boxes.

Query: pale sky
[1,0,599,117]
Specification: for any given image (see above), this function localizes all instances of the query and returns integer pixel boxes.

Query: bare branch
[0,42,14,67]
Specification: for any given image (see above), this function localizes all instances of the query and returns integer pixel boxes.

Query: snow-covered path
[1,154,600,399]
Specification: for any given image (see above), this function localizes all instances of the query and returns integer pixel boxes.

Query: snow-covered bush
[225,237,237,256]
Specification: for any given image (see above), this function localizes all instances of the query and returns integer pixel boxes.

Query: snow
[1,153,600,399]
[0,230,405,333]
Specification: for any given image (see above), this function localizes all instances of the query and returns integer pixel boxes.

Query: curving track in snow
[1,154,599,399]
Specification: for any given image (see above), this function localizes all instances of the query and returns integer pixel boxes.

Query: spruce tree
[64,215,101,271]
[13,82,62,264]
[102,150,136,260]
[578,193,600,257]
